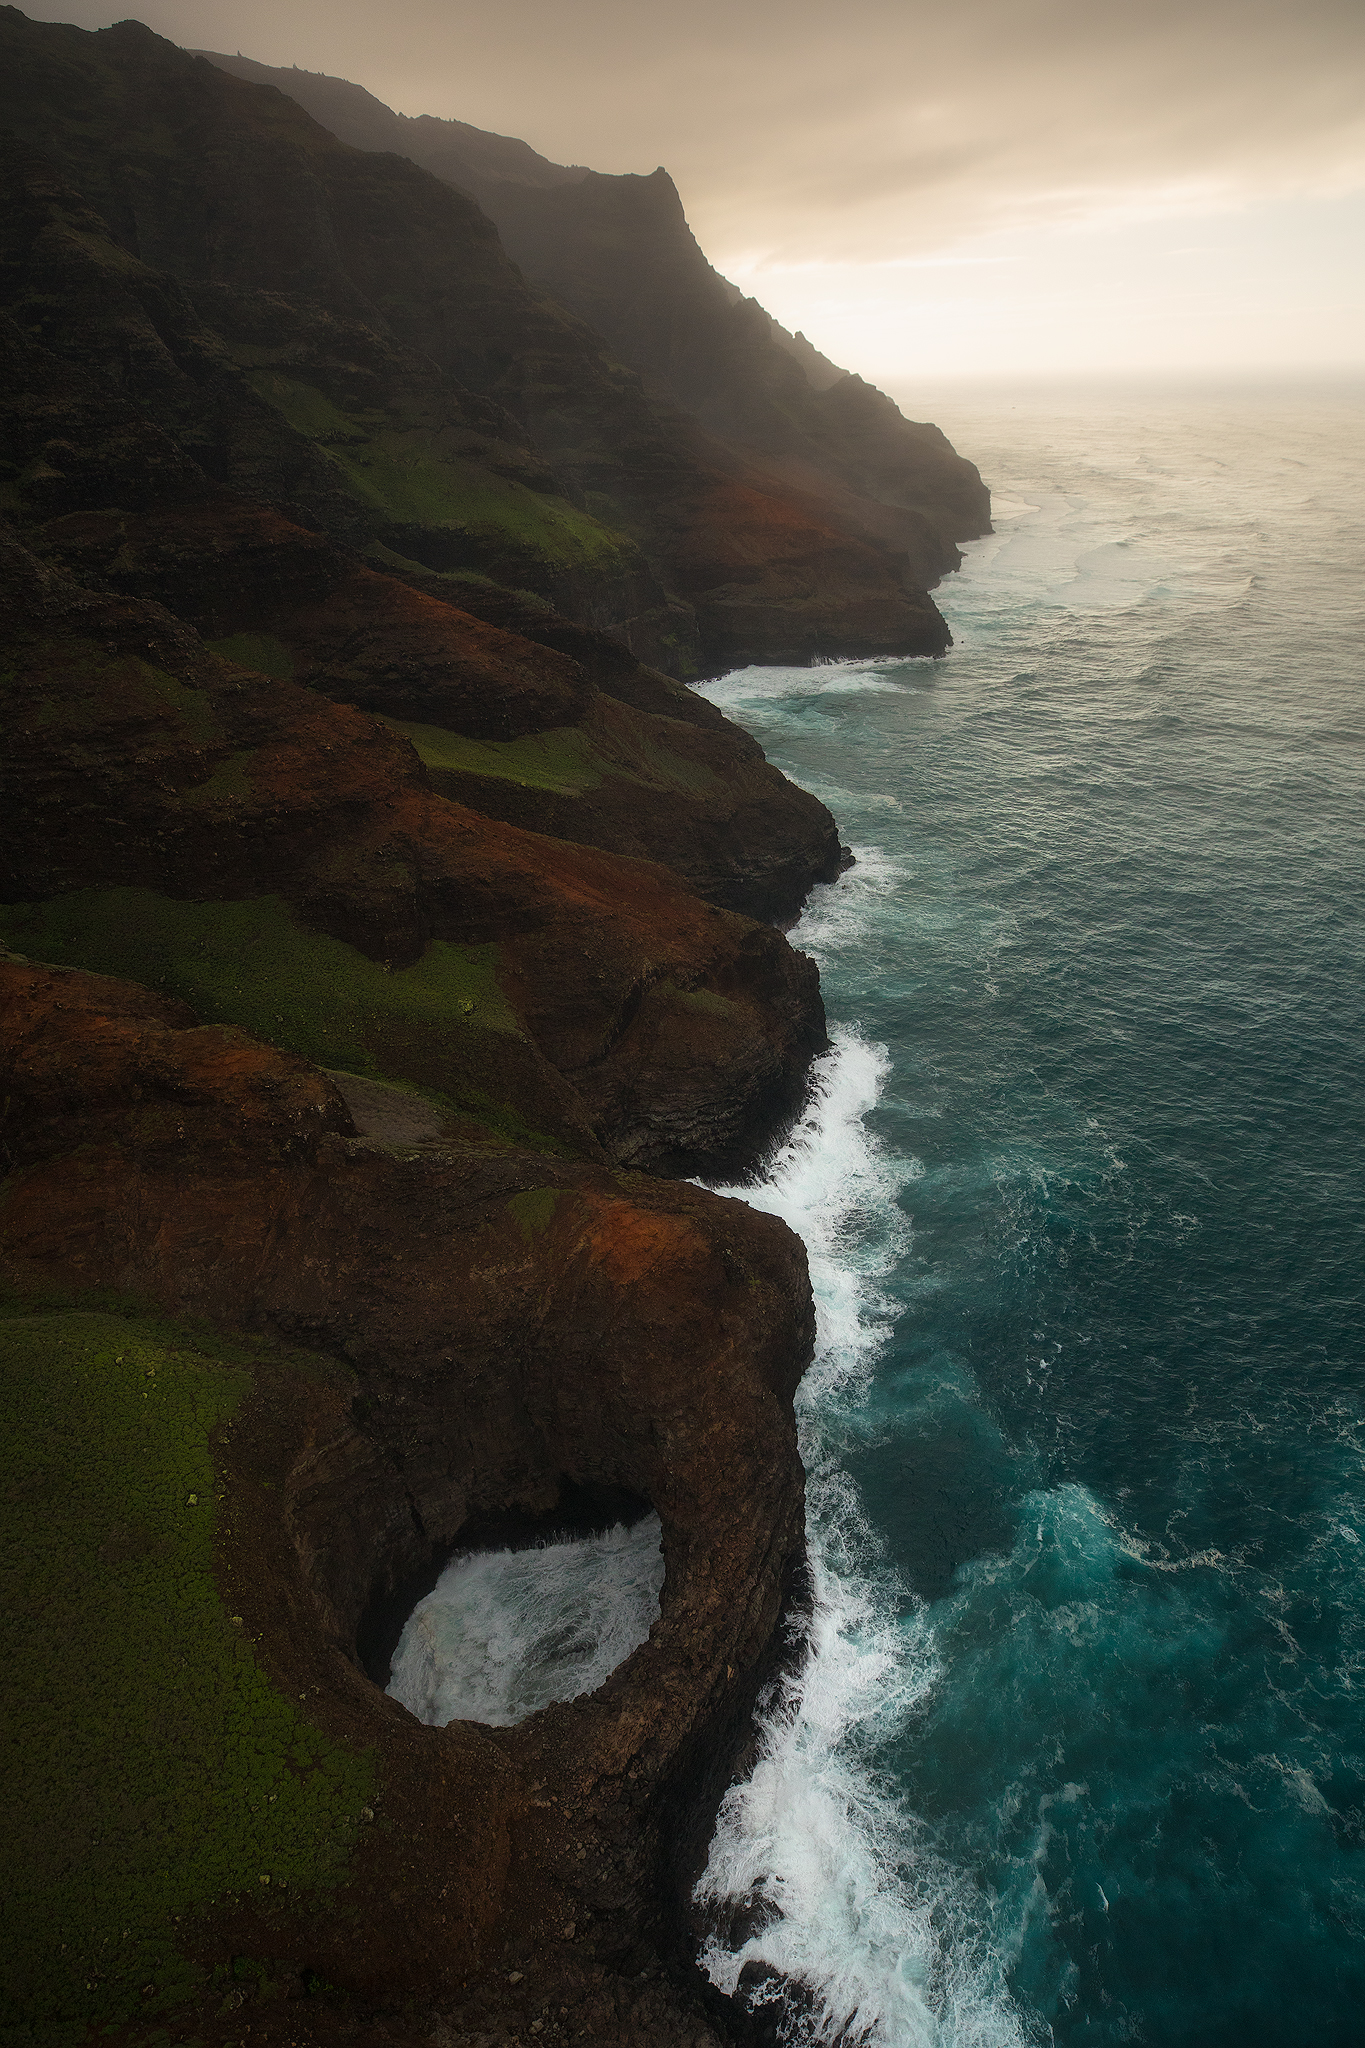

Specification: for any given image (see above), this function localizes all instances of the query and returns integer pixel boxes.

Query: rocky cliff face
[197,49,990,605]
[1,956,812,2044]
[201,52,990,594]
[0,56,832,2016]
[475,170,990,585]
[0,9,985,2039]
[0,512,828,2035]
[0,7,980,676]
[0,530,833,1176]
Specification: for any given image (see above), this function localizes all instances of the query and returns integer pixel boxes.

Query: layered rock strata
[0,489,827,2043]
[0,532,828,1176]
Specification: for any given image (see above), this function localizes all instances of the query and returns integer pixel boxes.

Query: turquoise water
[693,386,1365,2046]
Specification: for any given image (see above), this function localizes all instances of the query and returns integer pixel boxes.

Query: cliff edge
[0,10,985,2041]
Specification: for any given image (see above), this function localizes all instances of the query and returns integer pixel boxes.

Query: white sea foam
[694,1001,1029,2046]
[796,847,908,964]
[989,495,1041,523]
[386,1515,664,1729]
[701,662,924,715]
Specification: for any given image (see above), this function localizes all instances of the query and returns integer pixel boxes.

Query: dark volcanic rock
[199,50,992,594]
[0,531,827,1176]
[7,457,847,920]
[0,956,813,2039]
[0,13,992,2038]
[31,497,597,739]
[0,7,971,673]
[414,687,847,926]
[476,168,991,577]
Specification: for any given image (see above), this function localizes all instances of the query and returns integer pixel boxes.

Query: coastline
[0,12,995,2039]
[679,388,1365,2043]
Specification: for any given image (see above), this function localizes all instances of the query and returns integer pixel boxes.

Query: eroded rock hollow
[0,10,990,2038]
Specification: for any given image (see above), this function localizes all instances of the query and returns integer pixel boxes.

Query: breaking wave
[694,1020,1030,2047]
[387,1515,665,1729]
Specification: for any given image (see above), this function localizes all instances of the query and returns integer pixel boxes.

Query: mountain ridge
[0,8,970,676]
[199,46,990,595]
[197,51,849,388]
[0,11,991,2042]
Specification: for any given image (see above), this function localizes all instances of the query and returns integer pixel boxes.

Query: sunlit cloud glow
[21,0,1365,382]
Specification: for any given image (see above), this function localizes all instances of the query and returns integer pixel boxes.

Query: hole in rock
[356,1479,651,1686]
[386,1510,665,1729]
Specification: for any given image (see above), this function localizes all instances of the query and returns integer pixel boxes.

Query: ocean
[691,383,1365,2046]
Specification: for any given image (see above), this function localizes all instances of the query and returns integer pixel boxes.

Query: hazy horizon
[20,0,1365,389]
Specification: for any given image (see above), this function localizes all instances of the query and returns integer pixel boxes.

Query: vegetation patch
[506,1187,560,1241]
[181,748,255,803]
[247,372,635,576]
[17,640,223,750]
[367,550,558,618]
[389,704,727,811]
[329,1066,575,1156]
[665,983,741,1020]
[0,888,517,1054]
[566,704,729,802]
[0,1305,375,2036]
[205,632,296,681]
[0,892,583,1155]
[384,718,604,796]
[134,665,223,746]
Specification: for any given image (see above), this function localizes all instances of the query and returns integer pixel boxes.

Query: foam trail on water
[694,879,1028,2047]
[388,1515,664,1729]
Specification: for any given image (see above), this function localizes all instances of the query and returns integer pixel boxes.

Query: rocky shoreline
[0,11,987,2038]
[2,951,815,2044]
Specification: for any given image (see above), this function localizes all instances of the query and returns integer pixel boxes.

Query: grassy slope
[386,706,726,804]
[204,631,296,680]
[383,717,604,795]
[0,891,575,1152]
[0,1304,375,2037]
[244,371,633,578]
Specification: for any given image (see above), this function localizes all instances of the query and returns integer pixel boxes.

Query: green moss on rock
[18,641,223,752]
[247,372,633,577]
[664,983,740,1020]
[0,1308,375,2036]
[0,888,517,1063]
[205,632,295,681]
[134,666,223,746]
[384,718,603,796]
[506,1187,560,1241]
[0,892,585,1155]
[181,748,255,803]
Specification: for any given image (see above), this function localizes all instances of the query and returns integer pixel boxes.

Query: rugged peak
[200,46,592,195]
[185,37,990,593]
[2,5,967,671]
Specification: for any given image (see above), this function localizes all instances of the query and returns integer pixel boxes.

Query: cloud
[20,0,1365,375]
[28,0,1365,241]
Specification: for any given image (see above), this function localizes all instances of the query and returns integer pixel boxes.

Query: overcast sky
[26,0,1365,384]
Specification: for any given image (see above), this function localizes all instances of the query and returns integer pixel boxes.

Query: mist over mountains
[200,52,849,388]
[0,7,987,680]
[202,47,991,597]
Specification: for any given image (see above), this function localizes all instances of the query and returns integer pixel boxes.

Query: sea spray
[694,1012,1029,2047]
[690,390,1365,2044]
[387,1515,664,1729]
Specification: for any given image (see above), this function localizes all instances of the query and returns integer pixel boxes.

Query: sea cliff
[0,10,987,2039]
